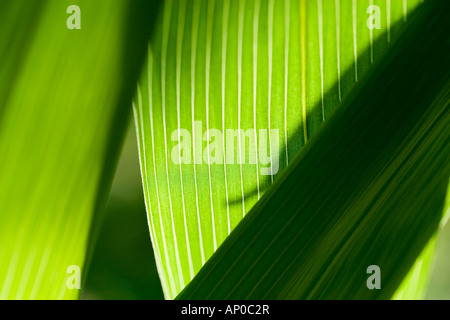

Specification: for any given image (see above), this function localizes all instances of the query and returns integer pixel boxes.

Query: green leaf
[392,236,437,300]
[393,185,450,299]
[134,0,425,298]
[176,0,450,299]
[0,0,155,299]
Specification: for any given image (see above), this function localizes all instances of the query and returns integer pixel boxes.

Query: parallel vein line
[238,0,246,216]
[352,0,358,82]
[191,0,206,265]
[387,0,391,43]
[205,0,218,249]
[134,83,170,298]
[268,0,274,181]
[300,0,308,143]
[176,0,194,280]
[147,46,177,298]
[318,0,325,121]
[161,0,185,290]
[284,0,290,165]
[403,0,408,22]
[253,0,261,199]
[336,0,341,102]
[222,0,231,234]
[369,0,374,64]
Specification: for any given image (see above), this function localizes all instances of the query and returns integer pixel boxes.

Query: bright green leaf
[0,0,155,299]
[177,0,450,299]
[134,0,425,298]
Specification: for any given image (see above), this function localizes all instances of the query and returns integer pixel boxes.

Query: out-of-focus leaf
[393,236,437,300]
[0,0,156,299]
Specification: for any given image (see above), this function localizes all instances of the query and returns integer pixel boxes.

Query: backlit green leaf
[0,0,155,299]
[134,0,426,298]
[177,0,450,299]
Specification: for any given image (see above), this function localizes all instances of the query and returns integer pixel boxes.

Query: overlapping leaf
[177,0,450,298]
[133,0,426,298]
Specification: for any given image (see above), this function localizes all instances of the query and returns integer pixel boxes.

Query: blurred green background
[81,119,450,300]
[81,122,164,300]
